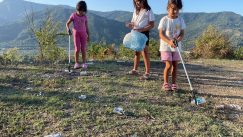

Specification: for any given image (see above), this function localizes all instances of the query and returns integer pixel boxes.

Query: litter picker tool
[65,29,73,73]
[173,40,206,105]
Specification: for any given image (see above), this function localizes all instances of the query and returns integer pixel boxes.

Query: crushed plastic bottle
[37,92,43,96]
[113,107,124,115]
[78,95,87,100]
[44,133,62,137]
[226,104,241,111]
[123,30,148,51]
[191,97,206,105]
[80,71,88,76]
[64,69,73,73]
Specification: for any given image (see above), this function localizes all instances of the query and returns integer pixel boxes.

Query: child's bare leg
[81,50,86,64]
[133,51,141,70]
[142,46,150,74]
[164,61,172,83]
[171,61,178,84]
[75,51,79,63]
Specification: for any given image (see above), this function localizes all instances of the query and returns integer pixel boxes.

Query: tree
[26,9,66,63]
[193,25,233,59]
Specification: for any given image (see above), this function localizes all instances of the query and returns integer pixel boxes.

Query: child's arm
[134,21,154,32]
[66,19,72,34]
[159,29,176,48]
[176,30,185,42]
[85,19,89,42]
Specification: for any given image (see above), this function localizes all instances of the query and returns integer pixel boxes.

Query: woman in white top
[126,0,155,80]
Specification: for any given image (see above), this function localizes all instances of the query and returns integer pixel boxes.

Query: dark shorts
[141,31,149,46]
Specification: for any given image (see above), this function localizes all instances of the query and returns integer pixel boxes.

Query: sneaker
[128,69,139,75]
[82,63,88,69]
[74,63,81,69]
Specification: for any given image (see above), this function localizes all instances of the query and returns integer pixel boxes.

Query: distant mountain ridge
[0,0,242,50]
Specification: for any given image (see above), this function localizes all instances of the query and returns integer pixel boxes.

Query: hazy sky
[1,0,243,15]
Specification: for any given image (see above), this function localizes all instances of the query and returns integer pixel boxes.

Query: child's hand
[169,40,176,48]
[67,29,72,35]
[87,35,89,42]
[125,22,134,29]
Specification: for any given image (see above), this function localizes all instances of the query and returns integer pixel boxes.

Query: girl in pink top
[66,1,89,69]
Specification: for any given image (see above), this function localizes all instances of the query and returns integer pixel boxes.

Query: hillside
[0,0,242,51]
[0,59,242,136]
[0,0,55,25]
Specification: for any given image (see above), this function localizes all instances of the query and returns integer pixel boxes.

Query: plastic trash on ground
[123,30,148,51]
[78,95,87,100]
[86,62,94,65]
[44,133,62,137]
[113,107,124,115]
[80,71,88,76]
[191,97,206,105]
[64,69,73,73]
[215,104,241,111]
[237,80,243,84]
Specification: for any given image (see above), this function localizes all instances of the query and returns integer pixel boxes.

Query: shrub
[193,25,234,59]
[26,10,65,63]
[117,44,134,60]
[88,43,118,60]
[149,39,160,60]
[234,46,243,60]
[2,48,23,65]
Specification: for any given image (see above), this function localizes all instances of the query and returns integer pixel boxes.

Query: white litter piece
[131,132,138,137]
[237,80,243,84]
[86,62,94,65]
[44,133,62,137]
[64,69,73,73]
[80,71,88,76]
[191,97,206,105]
[216,104,241,111]
[25,87,33,90]
[78,95,87,100]
[113,107,124,115]
[116,60,126,63]
[228,114,240,120]
[37,92,43,96]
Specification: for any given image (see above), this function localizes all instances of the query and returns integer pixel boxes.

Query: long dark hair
[133,0,151,14]
[167,0,183,10]
[76,1,87,12]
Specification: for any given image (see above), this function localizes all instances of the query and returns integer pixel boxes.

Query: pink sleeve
[69,13,75,21]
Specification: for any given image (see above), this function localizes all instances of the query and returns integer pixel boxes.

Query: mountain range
[0,0,242,51]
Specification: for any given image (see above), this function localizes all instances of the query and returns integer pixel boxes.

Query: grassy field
[0,59,242,136]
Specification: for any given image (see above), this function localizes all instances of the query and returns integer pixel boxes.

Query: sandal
[163,83,171,91]
[74,63,81,69]
[140,73,150,80]
[171,84,177,91]
[128,69,139,75]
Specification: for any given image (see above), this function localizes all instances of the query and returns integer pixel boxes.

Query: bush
[2,48,23,65]
[234,46,243,60]
[149,39,160,60]
[117,44,134,60]
[193,25,234,59]
[88,43,118,60]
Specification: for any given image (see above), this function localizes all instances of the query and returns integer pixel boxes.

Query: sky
[1,0,243,15]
